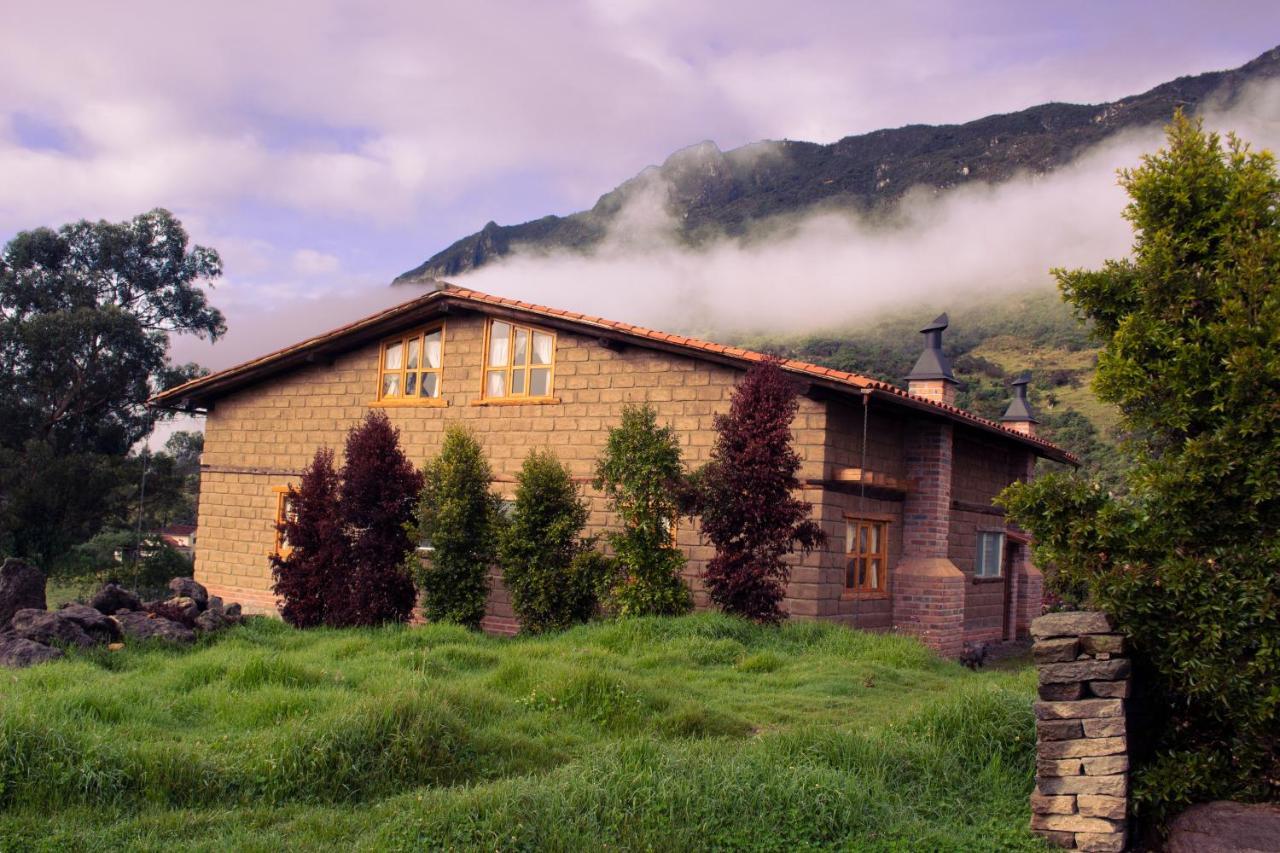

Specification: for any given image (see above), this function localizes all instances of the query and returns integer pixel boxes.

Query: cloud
[454,79,1280,337]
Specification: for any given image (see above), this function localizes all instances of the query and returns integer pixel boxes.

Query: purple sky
[3,1,1279,371]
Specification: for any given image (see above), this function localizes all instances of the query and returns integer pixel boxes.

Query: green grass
[0,614,1047,851]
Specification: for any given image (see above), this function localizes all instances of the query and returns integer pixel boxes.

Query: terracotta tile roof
[151,281,1077,464]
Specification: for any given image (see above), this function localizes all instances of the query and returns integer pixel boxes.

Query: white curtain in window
[424,331,442,368]
[489,322,511,366]
[532,332,553,365]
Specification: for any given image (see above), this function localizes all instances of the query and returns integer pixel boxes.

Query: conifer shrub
[333,412,422,626]
[696,358,824,623]
[499,450,604,633]
[271,448,346,628]
[413,426,501,629]
[595,404,692,617]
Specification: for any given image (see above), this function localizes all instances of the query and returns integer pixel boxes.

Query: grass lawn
[0,614,1047,851]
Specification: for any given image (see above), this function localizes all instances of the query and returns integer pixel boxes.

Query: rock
[1037,757,1083,777]
[1166,801,1280,853]
[1033,637,1079,663]
[1038,736,1127,760]
[1039,658,1131,685]
[1031,611,1112,639]
[1089,680,1131,698]
[167,596,201,621]
[1080,633,1125,655]
[1078,795,1126,820]
[90,582,141,615]
[0,558,47,629]
[1075,831,1127,853]
[206,596,224,614]
[0,634,64,667]
[107,642,124,652]
[56,603,123,643]
[1082,717,1126,738]
[194,608,228,633]
[1081,755,1128,776]
[1037,774,1128,797]
[1039,681,1085,701]
[1030,812,1123,834]
[1034,698,1124,720]
[224,603,242,623]
[167,577,208,610]
[112,611,196,644]
[1030,793,1077,815]
[1036,719,1083,741]
[7,608,95,648]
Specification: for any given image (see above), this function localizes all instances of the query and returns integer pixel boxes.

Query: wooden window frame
[844,516,890,596]
[975,529,1006,579]
[373,324,447,407]
[272,486,296,557]
[476,318,558,404]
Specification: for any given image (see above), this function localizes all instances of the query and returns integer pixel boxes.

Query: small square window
[377,325,445,403]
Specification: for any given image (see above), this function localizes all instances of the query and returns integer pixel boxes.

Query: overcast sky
[3,1,1279,374]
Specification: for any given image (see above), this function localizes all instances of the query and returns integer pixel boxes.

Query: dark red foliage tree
[271,448,346,628]
[696,357,825,623]
[333,411,423,626]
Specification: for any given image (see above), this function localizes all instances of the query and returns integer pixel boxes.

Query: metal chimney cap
[919,313,949,334]
[1002,372,1039,422]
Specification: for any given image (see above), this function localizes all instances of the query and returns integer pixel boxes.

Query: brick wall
[195,308,829,619]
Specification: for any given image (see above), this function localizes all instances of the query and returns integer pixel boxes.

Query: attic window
[482,319,556,401]
[378,325,444,403]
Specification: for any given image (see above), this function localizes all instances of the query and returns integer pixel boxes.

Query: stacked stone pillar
[1031,612,1131,852]
[892,420,966,658]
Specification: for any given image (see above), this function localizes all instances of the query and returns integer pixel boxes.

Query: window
[976,531,1005,578]
[482,319,556,400]
[378,325,444,402]
[845,518,889,594]
[273,487,297,556]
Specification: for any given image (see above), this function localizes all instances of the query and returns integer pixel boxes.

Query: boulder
[224,603,242,623]
[1166,801,1280,853]
[0,558,47,629]
[57,603,123,643]
[167,577,208,610]
[167,596,201,621]
[194,608,228,633]
[112,610,196,644]
[7,608,95,648]
[0,633,64,668]
[207,596,224,614]
[90,582,141,615]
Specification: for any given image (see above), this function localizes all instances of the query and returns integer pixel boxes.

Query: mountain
[396,45,1280,282]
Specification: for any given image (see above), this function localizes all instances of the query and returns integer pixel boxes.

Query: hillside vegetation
[0,614,1047,851]
[744,288,1121,475]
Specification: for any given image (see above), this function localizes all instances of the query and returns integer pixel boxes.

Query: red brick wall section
[893,420,966,658]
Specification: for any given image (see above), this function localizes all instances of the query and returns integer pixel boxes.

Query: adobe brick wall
[194,308,830,621]
[1031,611,1131,852]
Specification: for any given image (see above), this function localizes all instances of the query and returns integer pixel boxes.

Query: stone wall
[1030,611,1131,852]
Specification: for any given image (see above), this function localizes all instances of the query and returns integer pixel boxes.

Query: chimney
[906,313,958,406]
[1002,372,1039,437]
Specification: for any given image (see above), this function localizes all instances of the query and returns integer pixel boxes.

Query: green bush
[413,426,501,629]
[595,404,692,617]
[999,115,1280,825]
[499,450,601,633]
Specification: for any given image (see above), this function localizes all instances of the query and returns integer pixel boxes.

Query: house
[150,281,1075,656]
[159,523,197,558]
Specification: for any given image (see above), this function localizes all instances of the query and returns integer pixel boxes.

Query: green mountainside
[743,289,1121,476]
[398,47,1280,281]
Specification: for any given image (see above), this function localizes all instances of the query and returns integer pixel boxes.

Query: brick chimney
[906,313,958,406]
[1002,373,1039,437]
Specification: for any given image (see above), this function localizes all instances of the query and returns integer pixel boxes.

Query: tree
[594,404,692,616]
[414,426,501,629]
[334,412,422,626]
[499,450,603,633]
[697,358,824,623]
[0,209,223,569]
[999,115,1280,823]
[271,448,346,628]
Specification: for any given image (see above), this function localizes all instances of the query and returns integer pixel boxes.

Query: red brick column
[893,420,966,658]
